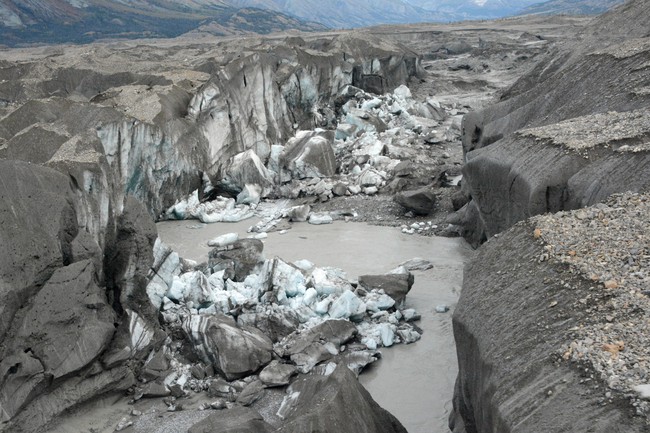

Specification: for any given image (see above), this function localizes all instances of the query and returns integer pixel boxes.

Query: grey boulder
[183,314,273,380]
[276,364,408,433]
[394,187,437,215]
[358,273,414,305]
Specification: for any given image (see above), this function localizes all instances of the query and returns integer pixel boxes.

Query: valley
[1,1,649,432]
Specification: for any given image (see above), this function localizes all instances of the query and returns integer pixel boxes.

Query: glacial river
[157,218,471,433]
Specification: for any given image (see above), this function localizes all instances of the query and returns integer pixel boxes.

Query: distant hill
[0,0,327,47]
[519,0,627,15]
[224,0,545,28]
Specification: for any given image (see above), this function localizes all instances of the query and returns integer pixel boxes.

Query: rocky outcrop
[0,161,151,431]
[452,1,650,431]
[276,364,408,433]
[450,219,648,433]
[457,0,650,246]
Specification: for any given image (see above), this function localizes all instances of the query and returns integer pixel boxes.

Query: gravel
[532,192,650,415]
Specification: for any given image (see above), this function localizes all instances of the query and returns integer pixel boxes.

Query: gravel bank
[533,192,650,416]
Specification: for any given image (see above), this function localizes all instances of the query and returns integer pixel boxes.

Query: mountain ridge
[0,0,327,46]
[519,0,626,16]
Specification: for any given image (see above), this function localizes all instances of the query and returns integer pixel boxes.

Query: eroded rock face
[457,0,650,246]
[450,221,648,433]
[0,163,153,431]
[0,160,79,344]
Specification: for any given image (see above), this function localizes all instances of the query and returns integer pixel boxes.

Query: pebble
[435,305,450,313]
[115,418,133,432]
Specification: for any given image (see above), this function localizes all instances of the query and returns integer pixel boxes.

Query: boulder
[209,239,264,282]
[276,364,408,433]
[394,187,437,215]
[237,307,300,343]
[290,342,336,374]
[278,319,357,358]
[237,380,265,406]
[358,273,414,306]
[281,130,337,179]
[189,406,274,433]
[259,361,298,387]
[332,182,349,196]
[183,314,273,380]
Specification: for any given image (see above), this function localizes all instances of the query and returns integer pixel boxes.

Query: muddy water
[157,219,471,433]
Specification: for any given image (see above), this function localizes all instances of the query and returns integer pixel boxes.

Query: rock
[337,351,379,376]
[358,273,414,306]
[309,213,333,225]
[183,314,273,380]
[211,399,228,410]
[142,381,170,398]
[290,342,335,374]
[332,182,349,196]
[16,260,115,380]
[275,364,408,433]
[394,187,437,216]
[259,361,298,387]
[633,385,650,400]
[188,406,274,433]
[208,233,239,248]
[281,130,337,179]
[209,239,264,282]
[278,319,357,359]
[393,161,414,178]
[435,305,450,313]
[287,204,311,222]
[0,161,81,347]
[0,354,47,422]
[208,378,236,399]
[237,307,300,343]
[398,258,433,271]
[115,417,133,431]
[237,380,265,406]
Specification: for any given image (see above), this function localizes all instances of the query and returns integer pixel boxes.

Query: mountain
[0,0,326,46]
[406,0,542,19]
[223,0,545,28]
[222,0,451,28]
[519,0,626,15]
